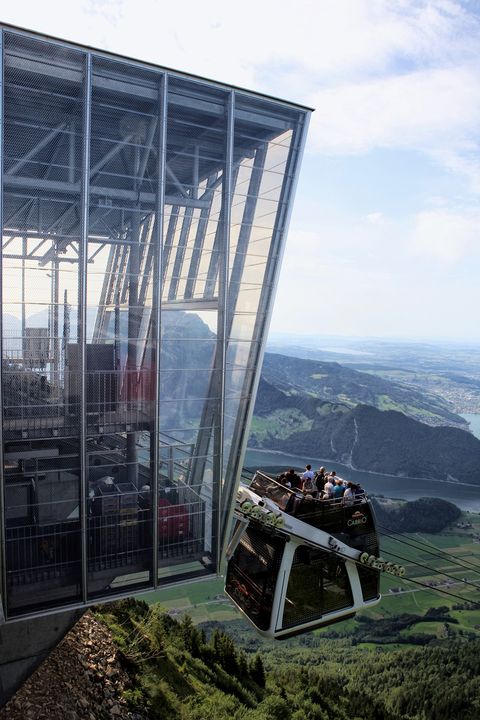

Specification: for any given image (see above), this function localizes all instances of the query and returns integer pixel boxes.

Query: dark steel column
[214,90,234,571]
[0,29,7,620]
[79,52,93,603]
[152,73,168,588]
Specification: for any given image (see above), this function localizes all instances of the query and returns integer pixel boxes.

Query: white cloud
[308,64,480,156]
[2,1,478,92]
[11,0,472,195]
[409,208,480,263]
[366,212,387,226]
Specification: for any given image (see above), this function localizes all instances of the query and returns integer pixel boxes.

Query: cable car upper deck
[240,470,377,548]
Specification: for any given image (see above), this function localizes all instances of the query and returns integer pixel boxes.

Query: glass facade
[0,27,310,620]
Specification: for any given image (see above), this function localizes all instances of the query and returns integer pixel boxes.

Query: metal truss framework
[0,25,310,621]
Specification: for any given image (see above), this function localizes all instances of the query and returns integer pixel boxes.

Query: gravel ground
[0,612,147,720]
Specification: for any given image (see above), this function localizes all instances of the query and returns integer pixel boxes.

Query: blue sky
[3,0,480,341]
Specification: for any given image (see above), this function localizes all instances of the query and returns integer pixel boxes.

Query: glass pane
[156,78,229,582]
[225,524,285,631]
[86,56,163,597]
[0,31,310,618]
[2,33,85,614]
[282,547,353,629]
[221,95,304,514]
[163,78,227,304]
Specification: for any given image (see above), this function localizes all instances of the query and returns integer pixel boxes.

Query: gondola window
[282,546,353,629]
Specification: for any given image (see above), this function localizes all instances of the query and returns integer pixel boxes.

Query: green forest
[98,598,480,720]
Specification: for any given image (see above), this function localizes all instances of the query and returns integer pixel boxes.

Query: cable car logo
[239,500,284,528]
[347,511,367,527]
[360,552,406,577]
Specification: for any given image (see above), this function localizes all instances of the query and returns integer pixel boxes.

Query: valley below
[249,339,480,499]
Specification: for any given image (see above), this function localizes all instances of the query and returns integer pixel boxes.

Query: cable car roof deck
[245,470,376,538]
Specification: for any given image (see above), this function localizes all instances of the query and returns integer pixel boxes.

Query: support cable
[379,523,480,572]
[390,573,480,608]
[377,547,480,592]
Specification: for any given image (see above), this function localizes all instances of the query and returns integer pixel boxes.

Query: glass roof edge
[0,22,315,114]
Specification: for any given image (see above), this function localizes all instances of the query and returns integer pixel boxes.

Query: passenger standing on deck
[300,464,316,496]
[301,464,314,480]
[277,470,290,487]
[323,476,334,499]
[315,467,326,495]
[284,468,302,490]
[343,482,354,505]
[333,477,345,499]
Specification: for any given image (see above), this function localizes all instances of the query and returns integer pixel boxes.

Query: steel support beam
[5,39,299,133]
[226,143,267,315]
[186,93,235,568]
[162,206,180,288]
[152,74,168,588]
[0,28,8,621]
[168,206,193,301]
[79,52,92,604]
[89,132,134,180]
[219,112,311,553]
[184,173,217,299]
[3,176,211,209]
[214,90,235,571]
[204,165,239,299]
[6,122,67,176]
[3,197,34,228]
[92,243,117,341]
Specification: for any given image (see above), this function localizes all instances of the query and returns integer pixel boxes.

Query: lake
[460,413,480,441]
[245,448,480,513]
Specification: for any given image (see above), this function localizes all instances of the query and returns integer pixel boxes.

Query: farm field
[142,511,480,642]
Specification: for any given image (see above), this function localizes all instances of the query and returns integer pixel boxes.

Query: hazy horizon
[267,331,480,348]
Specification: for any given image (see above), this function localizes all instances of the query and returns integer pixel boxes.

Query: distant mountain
[261,352,465,427]
[251,377,480,486]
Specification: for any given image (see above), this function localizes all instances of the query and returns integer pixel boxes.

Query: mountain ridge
[251,375,480,486]
[261,351,466,427]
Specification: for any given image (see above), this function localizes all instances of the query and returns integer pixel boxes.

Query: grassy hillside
[261,352,466,427]
[95,510,480,718]
[97,590,480,720]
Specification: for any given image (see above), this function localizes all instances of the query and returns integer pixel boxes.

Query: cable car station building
[0,23,310,638]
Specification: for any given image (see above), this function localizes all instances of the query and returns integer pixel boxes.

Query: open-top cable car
[225,471,401,639]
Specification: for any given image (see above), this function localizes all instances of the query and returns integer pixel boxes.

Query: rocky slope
[0,613,145,720]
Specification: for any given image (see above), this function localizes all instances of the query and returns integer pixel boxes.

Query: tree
[250,654,266,688]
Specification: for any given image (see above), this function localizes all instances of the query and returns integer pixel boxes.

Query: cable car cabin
[225,471,381,639]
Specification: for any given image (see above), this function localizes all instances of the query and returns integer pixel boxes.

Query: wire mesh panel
[0,25,310,621]
[2,32,85,615]
[85,56,163,597]
[159,78,230,581]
